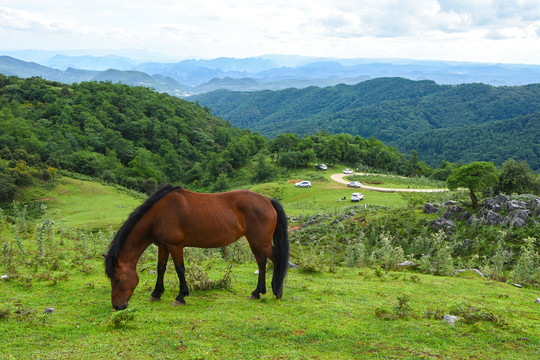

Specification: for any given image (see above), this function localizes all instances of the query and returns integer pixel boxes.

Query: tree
[447,161,499,208]
[497,159,539,195]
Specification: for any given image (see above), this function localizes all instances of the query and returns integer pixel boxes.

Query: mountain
[44,54,136,71]
[192,78,540,170]
[0,56,190,95]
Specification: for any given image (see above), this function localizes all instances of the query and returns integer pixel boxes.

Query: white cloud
[0,1,539,63]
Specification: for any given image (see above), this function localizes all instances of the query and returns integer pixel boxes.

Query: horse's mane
[105,183,183,278]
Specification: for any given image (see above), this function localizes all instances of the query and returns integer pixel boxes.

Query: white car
[343,168,354,174]
[295,181,312,188]
[347,181,362,188]
[319,164,327,170]
[351,193,364,202]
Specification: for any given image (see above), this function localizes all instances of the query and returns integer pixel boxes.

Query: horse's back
[150,189,276,248]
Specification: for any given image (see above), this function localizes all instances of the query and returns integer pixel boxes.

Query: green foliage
[194,78,540,170]
[497,159,539,195]
[510,237,539,285]
[108,308,137,329]
[447,161,499,208]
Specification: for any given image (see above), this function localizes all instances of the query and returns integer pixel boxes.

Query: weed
[449,301,507,327]
[186,263,233,291]
[510,237,539,285]
[108,308,137,329]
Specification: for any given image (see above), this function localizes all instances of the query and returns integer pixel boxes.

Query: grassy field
[1,175,538,359]
[1,256,539,360]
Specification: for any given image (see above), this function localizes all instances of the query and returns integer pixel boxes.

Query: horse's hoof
[171,300,185,306]
[149,296,161,302]
[248,294,260,300]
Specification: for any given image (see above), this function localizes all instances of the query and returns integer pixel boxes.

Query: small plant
[510,237,539,285]
[108,308,137,329]
[186,263,233,291]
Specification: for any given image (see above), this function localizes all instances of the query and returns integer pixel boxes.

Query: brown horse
[105,184,289,310]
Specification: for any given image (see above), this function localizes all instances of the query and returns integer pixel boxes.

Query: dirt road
[330,173,450,193]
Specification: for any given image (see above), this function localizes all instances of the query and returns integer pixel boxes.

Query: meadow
[1,175,539,359]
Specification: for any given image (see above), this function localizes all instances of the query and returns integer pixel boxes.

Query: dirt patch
[287,179,303,184]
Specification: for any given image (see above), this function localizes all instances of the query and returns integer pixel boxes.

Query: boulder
[506,200,527,212]
[477,208,503,225]
[432,217,456,230]
[504,209,530,227]
[443,205,464,220]
[442,314,459,327]
[466,215,480,226]
[423,203,439,214]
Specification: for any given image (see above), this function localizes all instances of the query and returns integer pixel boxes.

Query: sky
[1,0,540,64]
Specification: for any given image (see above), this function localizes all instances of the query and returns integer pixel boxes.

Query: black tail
[270,198,289,299]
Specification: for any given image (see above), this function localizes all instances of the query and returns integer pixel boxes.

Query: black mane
[105,183,182,278]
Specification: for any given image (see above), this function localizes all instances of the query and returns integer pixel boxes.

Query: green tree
[497,159,539,195]
[447,161,499,208]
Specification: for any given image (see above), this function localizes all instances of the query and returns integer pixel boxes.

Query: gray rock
[535,298,540,304]
[442,314,459,327]
[432,217,456,230]
[477,209,503,225]
[444,200,458,206]
[443,205,464,220]
[423,203,439,214]
[1,275,9,280]
[43,307,55,313]
[398,260,418,268]
[506,200,527,212]
[466,215,480,226]
[504,209,530,227]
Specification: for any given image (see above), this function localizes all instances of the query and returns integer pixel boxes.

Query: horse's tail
[270,198,289,299]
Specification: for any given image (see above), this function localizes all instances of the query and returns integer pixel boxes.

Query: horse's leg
[168,245,189,306]
[249,251,268,300]
[150,245,169,301]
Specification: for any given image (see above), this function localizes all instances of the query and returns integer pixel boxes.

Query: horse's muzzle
[113,304,128,311]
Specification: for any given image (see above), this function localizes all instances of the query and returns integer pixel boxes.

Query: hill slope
[193,78,540,169]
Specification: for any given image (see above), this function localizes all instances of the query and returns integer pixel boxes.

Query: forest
[193,78,540,170]
[0,75,434,199]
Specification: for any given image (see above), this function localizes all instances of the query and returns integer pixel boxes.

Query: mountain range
[2,52,540,96]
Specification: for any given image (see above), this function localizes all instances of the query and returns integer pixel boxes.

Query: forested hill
[193,78,540,170]
[0,75,267,192]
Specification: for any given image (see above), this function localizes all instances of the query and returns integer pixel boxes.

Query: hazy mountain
[45,54,136,71]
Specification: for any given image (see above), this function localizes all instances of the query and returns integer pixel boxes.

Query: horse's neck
[117,234,151,269]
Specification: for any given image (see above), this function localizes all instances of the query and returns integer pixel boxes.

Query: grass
[1,174,537,359]
[345,174,447,189]
[1,258,538,359]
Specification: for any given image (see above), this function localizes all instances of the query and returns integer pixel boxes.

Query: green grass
[1,258,538,360]
[345,174,447,189]
[14,177,143,229]
[1,175,537,359]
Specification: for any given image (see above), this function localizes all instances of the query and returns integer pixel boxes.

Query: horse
[104,184,289,311]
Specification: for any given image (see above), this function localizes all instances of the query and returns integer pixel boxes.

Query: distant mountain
[0,56,190,95]
[193,78,540,170]
[44,54,136,71]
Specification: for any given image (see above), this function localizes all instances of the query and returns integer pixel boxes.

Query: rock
[149,270,157,274]
[466,215,480,226]
[443,205,464,220]
[423,203,439,214]
[432,217,456,230]
[512,283,522,288]
[43,307,55,313]
[504,209,530,227]
[457,211,472,221]
[506,200,527,212]
[477,209,503,225]
[444,200,458,206]
[442,314,459,327]
[454,268,486,277]
[535,298,540,304]
[398,260,418,268]
[1,275,9,280]
[254,270,259,275]
[288,261,298,269]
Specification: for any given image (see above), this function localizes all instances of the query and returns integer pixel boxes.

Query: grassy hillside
[1,174,539,358]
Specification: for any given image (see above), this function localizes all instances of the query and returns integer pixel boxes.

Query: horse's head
[109,261,139,311]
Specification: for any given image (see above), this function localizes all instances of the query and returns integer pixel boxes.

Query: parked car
[295,181,312,188]
[343,168,354,174]
[319,164,327,170]
[351,193,364,202]
[347,181,362,188]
